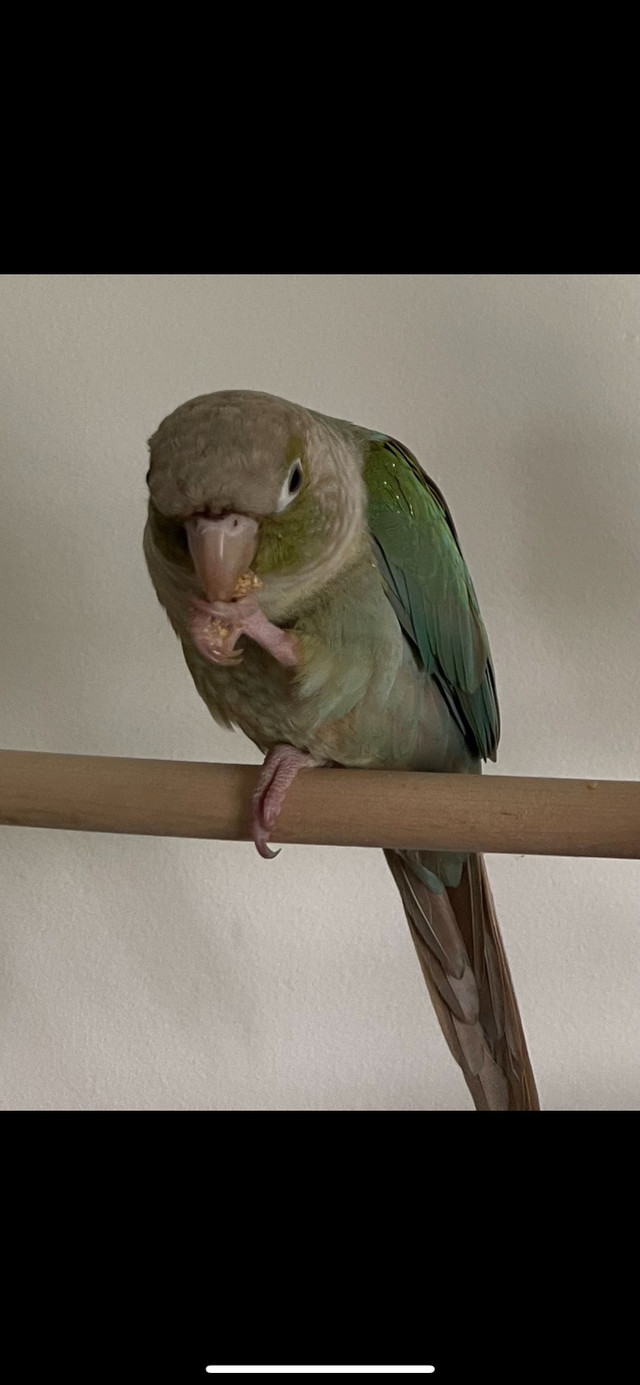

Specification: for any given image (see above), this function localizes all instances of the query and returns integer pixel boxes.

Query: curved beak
[186,513,259,602]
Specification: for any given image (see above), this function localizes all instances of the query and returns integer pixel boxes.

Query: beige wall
[0,273,637,1110]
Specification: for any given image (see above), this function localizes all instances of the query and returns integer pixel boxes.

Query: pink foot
[189,595,299,668]
[252,744,322,858]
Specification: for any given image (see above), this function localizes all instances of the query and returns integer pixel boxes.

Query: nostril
[188,510,257,532]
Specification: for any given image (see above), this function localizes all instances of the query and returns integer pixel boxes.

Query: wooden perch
[0,750,638,857]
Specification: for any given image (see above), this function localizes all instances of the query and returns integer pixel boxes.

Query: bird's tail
[385,849,539,1111]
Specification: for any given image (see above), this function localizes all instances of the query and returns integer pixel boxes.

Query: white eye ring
[274,459,303,513]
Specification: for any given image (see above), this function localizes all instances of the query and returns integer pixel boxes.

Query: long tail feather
[385,849,539,1111]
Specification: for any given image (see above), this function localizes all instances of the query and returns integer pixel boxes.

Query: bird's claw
[189,593,300,670]
[189,594,258,666]
[251,744,322,858]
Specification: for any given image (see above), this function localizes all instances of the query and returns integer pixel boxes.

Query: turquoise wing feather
[363,435,500,762]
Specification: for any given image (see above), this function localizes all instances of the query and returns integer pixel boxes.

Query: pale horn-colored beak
[185,513,259,602]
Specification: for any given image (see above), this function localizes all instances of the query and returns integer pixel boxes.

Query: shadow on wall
[0,492,82,686]
[0,484,128,742]
[0,450,171,754]
[505,416,639,635]
[0,454,256,1047]
[0,828,261,1052]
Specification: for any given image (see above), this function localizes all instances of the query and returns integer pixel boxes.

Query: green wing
[363,435,500,762]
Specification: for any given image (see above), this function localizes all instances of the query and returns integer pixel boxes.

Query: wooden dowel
[0,750,638,857]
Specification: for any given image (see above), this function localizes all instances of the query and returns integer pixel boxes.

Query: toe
[252,812,281,859]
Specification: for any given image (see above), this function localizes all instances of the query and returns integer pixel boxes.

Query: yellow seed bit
[210,619,231,640]
[233,571,262,599]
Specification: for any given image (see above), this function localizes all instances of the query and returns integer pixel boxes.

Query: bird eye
[288,461,302,494]
[275,459,303,512]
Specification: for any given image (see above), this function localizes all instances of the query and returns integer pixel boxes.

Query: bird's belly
[207,637,472,774]
[305,661,472,772]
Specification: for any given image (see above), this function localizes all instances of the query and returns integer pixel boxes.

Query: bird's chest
[190,607,445,770]
[207,645,310,752]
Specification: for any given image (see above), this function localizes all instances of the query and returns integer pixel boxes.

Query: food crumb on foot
[233,571,261,599]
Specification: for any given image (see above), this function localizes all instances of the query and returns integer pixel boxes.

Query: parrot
[143,389,539,1111]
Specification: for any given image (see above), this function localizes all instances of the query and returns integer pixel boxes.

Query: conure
[144,389,539,1111]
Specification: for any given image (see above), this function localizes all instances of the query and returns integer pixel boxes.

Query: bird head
[145,390,368,618]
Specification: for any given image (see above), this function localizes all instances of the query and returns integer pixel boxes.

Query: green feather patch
[364,436,500,761]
